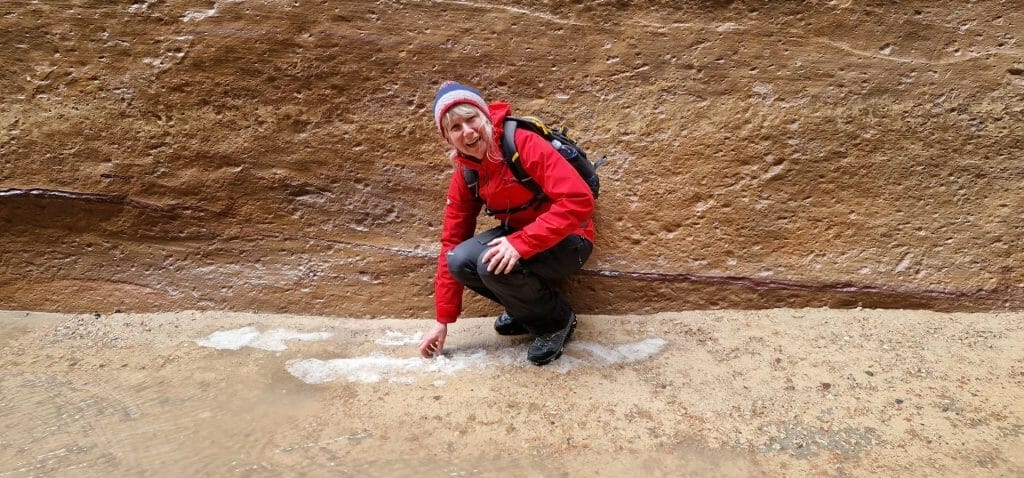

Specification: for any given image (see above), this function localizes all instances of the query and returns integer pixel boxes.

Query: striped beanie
[433,81,488,136]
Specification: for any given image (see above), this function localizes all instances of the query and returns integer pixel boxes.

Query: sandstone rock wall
[2,1,1022,316]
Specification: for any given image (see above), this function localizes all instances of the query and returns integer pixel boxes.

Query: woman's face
[445,108,488,159]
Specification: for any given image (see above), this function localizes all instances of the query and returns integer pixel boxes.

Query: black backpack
[462,116,605,216]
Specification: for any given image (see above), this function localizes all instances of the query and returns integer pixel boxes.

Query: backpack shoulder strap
[460,165,481,203]
[500,118,519,165]
[500,118,544,198]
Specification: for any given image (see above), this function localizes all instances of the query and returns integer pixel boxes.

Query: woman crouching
[418,81,595,366]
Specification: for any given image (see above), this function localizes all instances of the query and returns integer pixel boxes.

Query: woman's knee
[447,241,484,280]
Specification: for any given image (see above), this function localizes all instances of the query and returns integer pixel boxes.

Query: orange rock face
[2,2,1021,316]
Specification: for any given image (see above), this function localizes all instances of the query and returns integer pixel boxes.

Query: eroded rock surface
[2,1,1021,315]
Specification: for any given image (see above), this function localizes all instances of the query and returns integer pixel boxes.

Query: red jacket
[434,102,595,323]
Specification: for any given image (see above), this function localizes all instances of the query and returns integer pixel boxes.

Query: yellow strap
[520,116,551,136]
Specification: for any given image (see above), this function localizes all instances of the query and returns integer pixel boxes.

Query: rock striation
[2,1,1022,316]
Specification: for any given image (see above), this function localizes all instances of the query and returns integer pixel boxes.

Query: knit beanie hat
[433,81,488,136]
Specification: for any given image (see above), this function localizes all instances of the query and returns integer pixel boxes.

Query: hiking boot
[527,313,577,366]
[494,311,529,336]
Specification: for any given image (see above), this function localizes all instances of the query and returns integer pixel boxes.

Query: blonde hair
[441,104,501,163]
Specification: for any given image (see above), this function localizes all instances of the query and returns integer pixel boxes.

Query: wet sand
[1,308,1021,477]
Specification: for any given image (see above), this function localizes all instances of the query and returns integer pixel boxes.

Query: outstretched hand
[418,322,448,358]
[482,236,521,274]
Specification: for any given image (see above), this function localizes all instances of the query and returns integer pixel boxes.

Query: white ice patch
[196,327,332,351]
[286,338,669,385]
[286,349,487,385]
[197,326,260,350]
[571,338,669,364]
[547,353,589,374]
[375,330,423,347]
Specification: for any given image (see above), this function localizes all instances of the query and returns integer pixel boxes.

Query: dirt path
[1,308,1021,476]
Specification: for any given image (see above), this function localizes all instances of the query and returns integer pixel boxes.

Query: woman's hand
[482,236,521,274]
[418,322,448,358]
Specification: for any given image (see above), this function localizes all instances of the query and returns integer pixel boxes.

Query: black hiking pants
[446,226,593,334]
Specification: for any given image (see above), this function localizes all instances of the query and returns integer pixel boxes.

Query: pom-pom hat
[433,81,488,136]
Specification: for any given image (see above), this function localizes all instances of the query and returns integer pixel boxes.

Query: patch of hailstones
[195,328,668,385]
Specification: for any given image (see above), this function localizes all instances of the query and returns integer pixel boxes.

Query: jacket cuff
[506,233,537,260]
[436,306,459,324]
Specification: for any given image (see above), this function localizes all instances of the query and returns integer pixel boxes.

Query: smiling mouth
[466,138,480,147]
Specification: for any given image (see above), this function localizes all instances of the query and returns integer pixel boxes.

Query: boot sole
[528,317,577,366]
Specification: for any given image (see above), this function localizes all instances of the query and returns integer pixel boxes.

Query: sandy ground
[1,308,1021,477]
